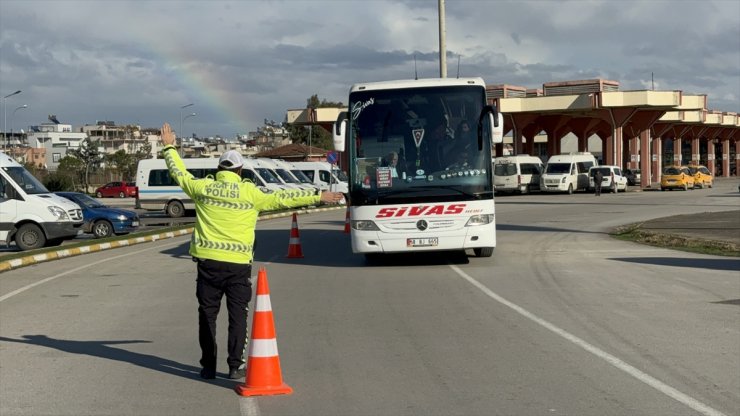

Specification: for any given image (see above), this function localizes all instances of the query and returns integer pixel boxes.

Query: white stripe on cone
[248,338,279,357]
[254,294,272,312]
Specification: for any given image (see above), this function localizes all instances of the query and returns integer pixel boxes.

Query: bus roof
[349,77,486,93]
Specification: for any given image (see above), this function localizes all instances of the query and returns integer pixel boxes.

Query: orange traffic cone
[235,267,293,397]
[343,206,351,234]
[286,213,304,258]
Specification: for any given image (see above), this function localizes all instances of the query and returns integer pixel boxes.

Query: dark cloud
[0,0,737,137]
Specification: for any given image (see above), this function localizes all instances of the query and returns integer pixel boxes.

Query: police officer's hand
[320,191,345,204]
[160,123,176,147]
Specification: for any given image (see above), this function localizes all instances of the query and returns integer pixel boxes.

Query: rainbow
[142,38,253,136]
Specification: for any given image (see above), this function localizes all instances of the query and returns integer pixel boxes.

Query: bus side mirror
[478,106,504,150]
[491,112,504,144]
[333,111,348,152]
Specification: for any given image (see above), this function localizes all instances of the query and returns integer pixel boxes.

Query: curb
[0,206,345,273]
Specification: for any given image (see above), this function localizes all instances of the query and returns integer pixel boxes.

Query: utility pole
[438,0,447,78]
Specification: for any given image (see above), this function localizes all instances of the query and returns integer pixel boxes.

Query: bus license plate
[407,237,438,247]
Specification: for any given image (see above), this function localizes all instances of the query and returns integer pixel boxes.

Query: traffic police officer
[159,123,344,379]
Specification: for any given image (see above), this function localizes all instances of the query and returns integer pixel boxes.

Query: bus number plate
[407,237,439,247]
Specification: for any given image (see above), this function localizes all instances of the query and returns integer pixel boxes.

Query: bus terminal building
[287,78,738,188]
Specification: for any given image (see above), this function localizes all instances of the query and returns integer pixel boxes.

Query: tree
[57,156,85,190]
[286,94,343,150]
[68,137,102,193]
[306,94,344,109]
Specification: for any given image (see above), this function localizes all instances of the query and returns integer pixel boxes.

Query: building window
[53,153,61,163]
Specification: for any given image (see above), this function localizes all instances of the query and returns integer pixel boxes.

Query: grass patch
[611,223,740,257]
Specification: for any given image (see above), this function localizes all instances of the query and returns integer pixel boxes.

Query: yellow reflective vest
[162,146,321,264]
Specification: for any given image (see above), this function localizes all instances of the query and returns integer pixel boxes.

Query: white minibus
[493,154,543,194]
[136,157,280,217]
[293,161,349,194]
[1,151,84,250]
[540,152,598,194]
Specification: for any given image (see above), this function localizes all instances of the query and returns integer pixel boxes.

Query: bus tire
[166,200,185,218]
[474,247,494,257]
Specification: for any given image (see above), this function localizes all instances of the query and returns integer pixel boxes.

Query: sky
[1,0,738,139]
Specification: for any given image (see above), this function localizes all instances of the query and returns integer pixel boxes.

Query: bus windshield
[348,85,492,205]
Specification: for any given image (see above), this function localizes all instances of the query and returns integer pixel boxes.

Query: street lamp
[183,112,196,136]
[179,103,194,156]
[10,104,28,148]
[181,112,196,154]
[3,90,22,151]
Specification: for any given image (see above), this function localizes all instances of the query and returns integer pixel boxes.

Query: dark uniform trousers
[195,258,252,371]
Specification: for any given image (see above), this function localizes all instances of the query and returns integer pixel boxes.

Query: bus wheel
[166,200,185,218]
[15,223,46,251]
[474,247,494,257]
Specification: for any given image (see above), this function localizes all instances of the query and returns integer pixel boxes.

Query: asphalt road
[1,179,739,416]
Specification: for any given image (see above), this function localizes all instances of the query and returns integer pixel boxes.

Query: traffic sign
[326,151,338,164]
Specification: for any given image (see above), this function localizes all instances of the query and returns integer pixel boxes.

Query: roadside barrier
[286,213,304,258]
[235,267,293,397]
[0,206,344,273]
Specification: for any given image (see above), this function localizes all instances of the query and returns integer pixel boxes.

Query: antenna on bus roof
[414,54,418,80]
[456,55,461,78]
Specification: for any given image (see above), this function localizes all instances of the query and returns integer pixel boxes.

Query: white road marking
[450,264,727,416]
[0,240,184,303]
[239,397,261,416]
[1,237,264,416]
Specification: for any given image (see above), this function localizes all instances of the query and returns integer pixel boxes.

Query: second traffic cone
[286,213,304,258]
[343,206,351,234]
[235,267,293,397]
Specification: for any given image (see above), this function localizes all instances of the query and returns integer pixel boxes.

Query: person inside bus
[421,118,453,172]
[381,151,400,178]
[456,120,474,143]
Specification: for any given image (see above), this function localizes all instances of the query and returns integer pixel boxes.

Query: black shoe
[228,367,245,379]
[200,368,216,379]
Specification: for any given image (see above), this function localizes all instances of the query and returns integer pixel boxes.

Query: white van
[254,158,315,191]
[0,151,84,250]
[540,152,598,194]
[293,161,349,194]
[136,156,290,217]
[493,155,543,194]
[272,159,320,192]
[588,165,628,193]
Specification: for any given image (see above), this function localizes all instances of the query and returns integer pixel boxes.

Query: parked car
[95,181,137,198]
[588,165,628,193]
[688,165,713,189]
[55,192,140,238]
[660,166,695,191]
[624,168,641,186]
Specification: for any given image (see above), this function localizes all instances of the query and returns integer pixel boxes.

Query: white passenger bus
[332,77,503,259]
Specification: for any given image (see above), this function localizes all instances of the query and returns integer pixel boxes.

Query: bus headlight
[47,206,69,220]
[466,214,494,226]
[352,220,380,231]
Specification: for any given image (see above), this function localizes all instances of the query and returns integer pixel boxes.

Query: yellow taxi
[661,166,695,191]
[688,164,713,188]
